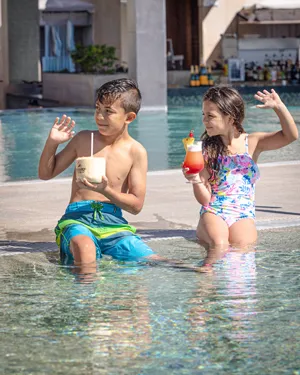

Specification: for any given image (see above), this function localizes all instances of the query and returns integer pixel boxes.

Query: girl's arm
[182,167,211,206]
[252,89,298,155]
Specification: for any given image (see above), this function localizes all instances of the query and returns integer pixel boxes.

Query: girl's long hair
[201,86,246,175]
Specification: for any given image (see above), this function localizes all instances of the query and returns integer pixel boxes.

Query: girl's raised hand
[254,89,282,110]
[49,115,76,144]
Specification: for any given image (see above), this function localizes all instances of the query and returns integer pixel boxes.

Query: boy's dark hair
[96,78,142,114]
[201,85,246,176]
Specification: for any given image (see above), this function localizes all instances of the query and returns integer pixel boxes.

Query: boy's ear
[126,112,137,124]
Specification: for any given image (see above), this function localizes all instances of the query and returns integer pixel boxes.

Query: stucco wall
[43,71,191,107]
[43,73,128,106]
[7,0,40,83]
[201,0,246,64]
[0,0,8,109]
[92,0,121,59]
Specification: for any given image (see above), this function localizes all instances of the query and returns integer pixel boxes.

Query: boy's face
[94,99,136,136]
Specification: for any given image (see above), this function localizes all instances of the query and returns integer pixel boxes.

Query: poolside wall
[43,71,190,107]
[42,73,129,107]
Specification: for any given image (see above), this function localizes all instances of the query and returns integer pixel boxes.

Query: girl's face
[202,100,233,137]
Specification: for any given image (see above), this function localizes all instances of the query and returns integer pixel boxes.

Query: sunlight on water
[0,104,300,181]
[0,227,299,374]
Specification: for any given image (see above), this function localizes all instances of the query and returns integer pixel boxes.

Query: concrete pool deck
[0,161,300,244]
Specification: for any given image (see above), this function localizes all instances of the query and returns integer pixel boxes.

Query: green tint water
[0,105,300,182]
[1,227,299,374]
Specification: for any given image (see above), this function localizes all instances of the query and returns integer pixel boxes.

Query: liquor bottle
[247,62,253,81]
[280,53,285,69]
[252,62,258,82]
[258,66,264,81]
[287,54,293,68]
[264,54,269,66]
[223,60,228,77]
[295,54,300,82]
[263,64,269,81]
[189,65,195,87]
[195,65,200,86]
[281,69,287,86]
[207,66,214,86]
[271,65,277,83]
[286,63,291,83]
[291,64,297,84]
[276,65,281,81]
[200,63,208,85]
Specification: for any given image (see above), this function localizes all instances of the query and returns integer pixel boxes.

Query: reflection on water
[0,105,300,181]
[0,227,299,374]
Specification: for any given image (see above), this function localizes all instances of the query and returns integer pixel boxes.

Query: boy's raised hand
[254,89,282,110]
[49,115,75,144]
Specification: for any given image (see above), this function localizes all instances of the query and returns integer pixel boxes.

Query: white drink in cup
[75,132,106,184]
[76,156,106,183]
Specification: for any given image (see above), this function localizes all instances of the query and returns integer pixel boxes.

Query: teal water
[0,105,300,182]
[0,101,299,374]
[0,227,299,374]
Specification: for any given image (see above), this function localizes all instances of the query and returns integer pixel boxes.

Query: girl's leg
[229,219,257,248]
[197,212,229,248]
[197,213,230,268]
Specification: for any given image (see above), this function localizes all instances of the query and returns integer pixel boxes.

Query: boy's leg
[102,234,210,272]
[70,235,97,264]
[60,224,100,274]
[102,234,154,262]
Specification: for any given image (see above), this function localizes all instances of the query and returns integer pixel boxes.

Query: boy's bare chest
[78,145,132,184]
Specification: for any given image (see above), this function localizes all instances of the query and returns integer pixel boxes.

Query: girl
[183,86,298,250]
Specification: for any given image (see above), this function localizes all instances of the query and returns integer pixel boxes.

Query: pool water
[0,227,299,374]
[0,104,300,182]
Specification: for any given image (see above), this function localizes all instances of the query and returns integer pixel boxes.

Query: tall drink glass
[183,141,204,174]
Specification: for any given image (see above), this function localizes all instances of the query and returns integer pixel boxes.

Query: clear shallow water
[0,104,300,182]
[0,227,299,375]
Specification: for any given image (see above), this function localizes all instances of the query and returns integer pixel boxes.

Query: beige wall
[120,2,128,64]
[90,0,121,59]
[0,0,8,109]
[199,0,246,64]
[43,71,189,106]
[43,73,128,106]
[7,0,40,83]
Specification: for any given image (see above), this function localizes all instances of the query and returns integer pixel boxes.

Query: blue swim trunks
[55,200,154,264]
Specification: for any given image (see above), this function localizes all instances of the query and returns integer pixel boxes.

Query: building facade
[1,0,300,109]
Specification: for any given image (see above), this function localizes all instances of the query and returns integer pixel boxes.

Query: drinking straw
[91,132,94,157]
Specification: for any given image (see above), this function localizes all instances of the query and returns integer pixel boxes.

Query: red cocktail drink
[183,142,204,174]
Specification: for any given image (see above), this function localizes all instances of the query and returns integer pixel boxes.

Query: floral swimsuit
[200,135,260,227]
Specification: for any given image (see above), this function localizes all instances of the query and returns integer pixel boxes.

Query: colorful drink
[183,142,204,174]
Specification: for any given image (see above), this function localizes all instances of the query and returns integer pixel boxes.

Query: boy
[39,78,158,270]
[39,78,203,274]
